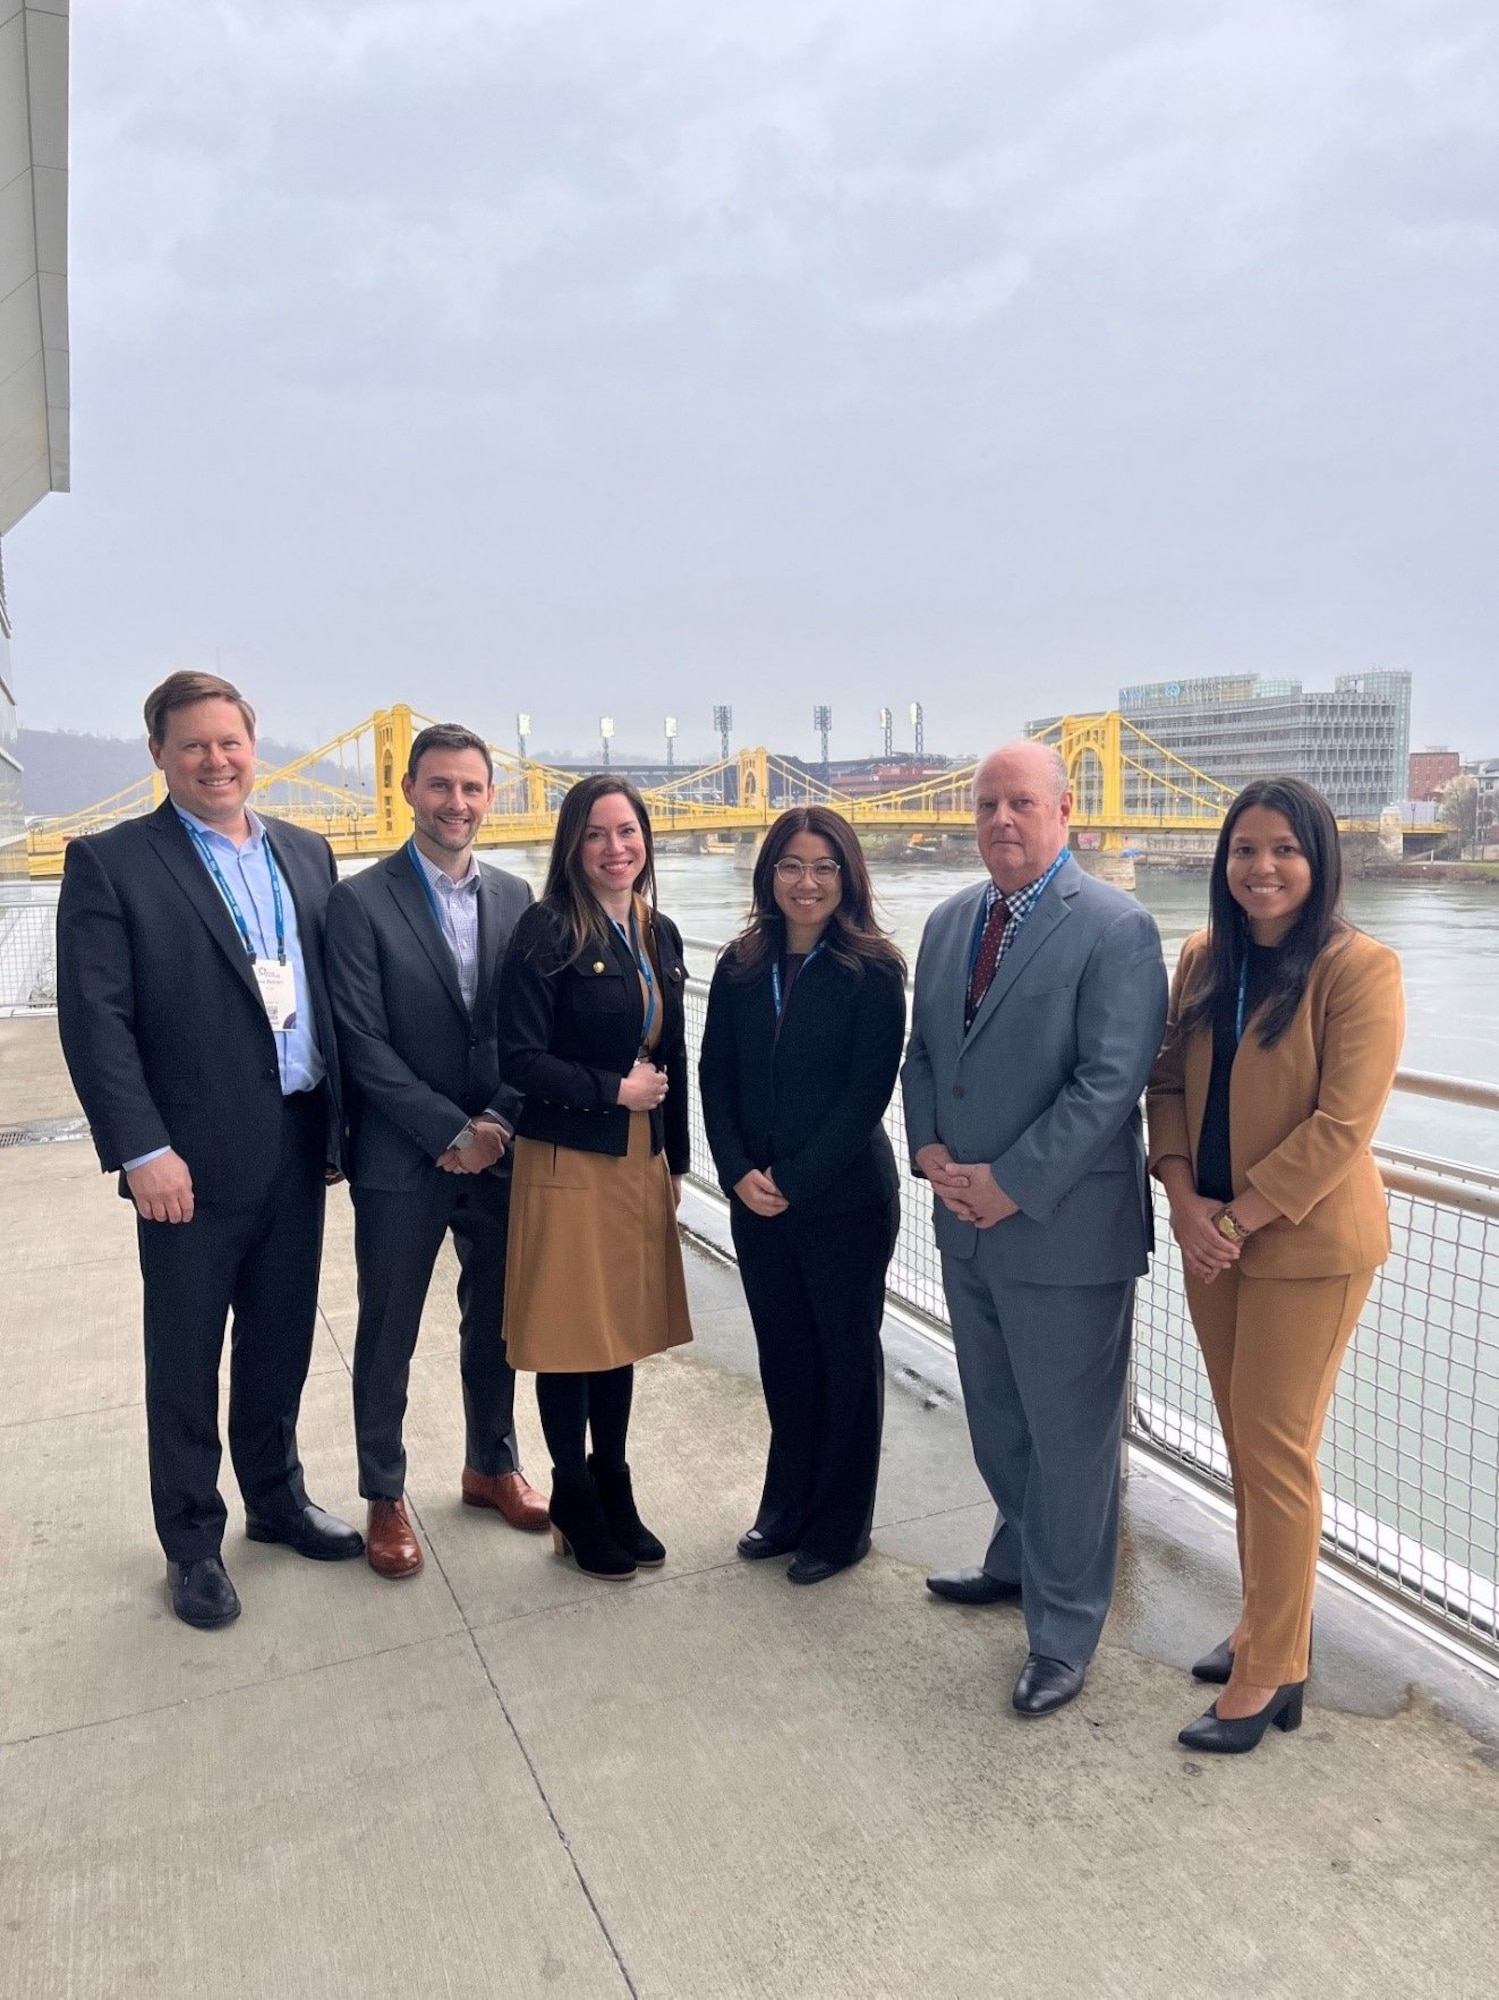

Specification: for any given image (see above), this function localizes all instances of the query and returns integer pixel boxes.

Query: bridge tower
[736,746,770,821]
[373,705,416,845]
[1055,712,1126,853]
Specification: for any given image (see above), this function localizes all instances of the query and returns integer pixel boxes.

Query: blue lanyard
[966,849,1069,980]
[406,838,448,931]
[1235,958,1249,1044]
[610,909,658,1052]
[187,823,285,963]
[770,938,826,1020]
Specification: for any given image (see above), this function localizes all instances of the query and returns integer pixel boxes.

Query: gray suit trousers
[943,1241,1132,1668]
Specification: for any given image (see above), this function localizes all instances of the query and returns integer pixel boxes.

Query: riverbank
[4,1014,1498,1998]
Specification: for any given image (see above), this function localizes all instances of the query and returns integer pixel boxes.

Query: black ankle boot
[1177,1682,1305,1754]
[589,1454,665,1567]
[548,1469,636,1580]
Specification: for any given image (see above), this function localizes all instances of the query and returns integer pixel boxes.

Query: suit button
[952,1085,965,1099]
[265,1067,279,1082]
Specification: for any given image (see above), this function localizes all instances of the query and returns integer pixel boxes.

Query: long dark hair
[722,807,905,982]
[1176,776,1347,1049]
[543,774,659,963]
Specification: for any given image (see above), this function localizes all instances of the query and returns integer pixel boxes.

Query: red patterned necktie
[966,896,1011,1028]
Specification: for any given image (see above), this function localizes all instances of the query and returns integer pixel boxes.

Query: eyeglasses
[773,859,842,883]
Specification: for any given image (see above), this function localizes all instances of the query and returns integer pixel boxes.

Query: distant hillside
[19,730,337,817]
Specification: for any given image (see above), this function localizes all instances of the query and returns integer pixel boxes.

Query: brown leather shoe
[461,1466,550,1530]
[366,1497,423,1578]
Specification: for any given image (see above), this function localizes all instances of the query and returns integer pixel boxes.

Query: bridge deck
[2,1016,1495,1999]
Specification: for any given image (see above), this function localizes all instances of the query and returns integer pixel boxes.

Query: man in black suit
[56,672,364,1631]
[325,723,547,1580]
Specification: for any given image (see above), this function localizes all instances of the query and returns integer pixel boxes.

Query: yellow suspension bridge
[23,707,1410,883]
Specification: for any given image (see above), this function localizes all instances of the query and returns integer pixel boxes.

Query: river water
[15,851,1497,1169]
[482,846,1499,1175]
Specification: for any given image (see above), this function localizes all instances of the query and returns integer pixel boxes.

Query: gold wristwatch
[1213,1204,1249,1243]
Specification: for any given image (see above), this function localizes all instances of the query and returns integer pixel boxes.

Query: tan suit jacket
[1146,927,1404,1278]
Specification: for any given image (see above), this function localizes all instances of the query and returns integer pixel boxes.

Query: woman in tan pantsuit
[497,775,692,1581]
[1147,777,1404,1754]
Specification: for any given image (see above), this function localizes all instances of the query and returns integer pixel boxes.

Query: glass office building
[1114,673,1409,820]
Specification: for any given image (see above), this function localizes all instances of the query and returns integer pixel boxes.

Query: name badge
[253,958,299,1033]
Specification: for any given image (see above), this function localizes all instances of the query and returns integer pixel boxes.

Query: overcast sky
[8,0,1497,764]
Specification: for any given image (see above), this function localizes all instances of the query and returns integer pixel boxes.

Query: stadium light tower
[878,706,893,759]
[516,712,531,761]
[599,716,614,768]
[909,701,924,757]
[713,704,732,762]
[664,714,677,776]
[813,704,832,784]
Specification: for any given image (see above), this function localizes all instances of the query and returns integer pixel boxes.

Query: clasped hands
[734,1167,787,1217]
[914,1144,1019,1229]
[1158,1159,1279,1283]
[437,1117,508,1175]
[617,1058,669,1113]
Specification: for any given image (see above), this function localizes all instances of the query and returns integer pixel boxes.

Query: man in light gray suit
[903,740,1167,1716]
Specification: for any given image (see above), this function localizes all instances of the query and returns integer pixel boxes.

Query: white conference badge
[253,958,299,1032]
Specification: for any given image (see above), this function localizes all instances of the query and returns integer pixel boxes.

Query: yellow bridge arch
[23,707,1414,880]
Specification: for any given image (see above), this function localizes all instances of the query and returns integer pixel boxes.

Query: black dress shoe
[1178,1682,1305,1754]
[1012,1653,1086,1717]
[787,1539,871,1586]
[737,1528,797,1561]
[245,1502,365,1562]
[1192,1618,1312,1686]
[1191,1638,1236,1685]
[926,1566,1023,1606]
[168,1556,241,1630]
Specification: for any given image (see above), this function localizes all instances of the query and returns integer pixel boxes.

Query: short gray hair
[1036,745,1070,797]
[980,741,1071,798]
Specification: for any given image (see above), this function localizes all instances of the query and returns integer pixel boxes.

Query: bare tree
[1438,772,1479,859]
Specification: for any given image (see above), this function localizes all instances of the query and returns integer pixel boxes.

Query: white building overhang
[0,0,69,538]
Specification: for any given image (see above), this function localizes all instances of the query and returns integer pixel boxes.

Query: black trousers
[729,1194,899,1563]
[138,1089,327,1564]
[350,1171,519,1499]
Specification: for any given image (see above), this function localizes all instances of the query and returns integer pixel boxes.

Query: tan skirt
[503,1113,694,1373]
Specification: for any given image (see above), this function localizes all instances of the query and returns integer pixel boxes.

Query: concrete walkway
[2,1016,1497,1999]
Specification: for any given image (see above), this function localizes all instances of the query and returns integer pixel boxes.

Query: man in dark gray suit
[326,724,547,1580]
[903,741,1167,1716]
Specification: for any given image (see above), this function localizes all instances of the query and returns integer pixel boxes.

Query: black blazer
[325,849,533,1192]
[55,798,344,1205]
[699,945,905,1216]
[496,897,690,1172]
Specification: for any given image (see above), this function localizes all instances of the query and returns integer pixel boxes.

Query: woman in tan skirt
[497,775,693,1579]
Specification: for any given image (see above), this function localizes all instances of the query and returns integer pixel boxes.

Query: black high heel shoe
[1192,1618,1314,1686]
[1177,1682,1305,1754]
[588,1454,665,1567]
[547,1468,636,1580]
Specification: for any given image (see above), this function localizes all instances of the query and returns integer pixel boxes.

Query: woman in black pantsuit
[699,807,906,1584]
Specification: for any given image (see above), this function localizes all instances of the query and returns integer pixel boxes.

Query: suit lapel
[945,885,991,1043]
[144,801,263,1008]
[474,870,507,1019]
[384,849,470,1024]
[264,819,334,1049]
[963,862,1076,1044]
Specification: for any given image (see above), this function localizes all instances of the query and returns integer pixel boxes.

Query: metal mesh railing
[0,900,57,1012]
[682,935,1499,1662]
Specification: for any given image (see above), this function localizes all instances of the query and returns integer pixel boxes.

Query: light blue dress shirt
[412,844,482,1012]
[124,806,324,1172]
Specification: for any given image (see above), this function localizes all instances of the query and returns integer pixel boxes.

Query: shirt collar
[413,842,480,895]
[985,850,1067,918]
[174,802,265,851]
